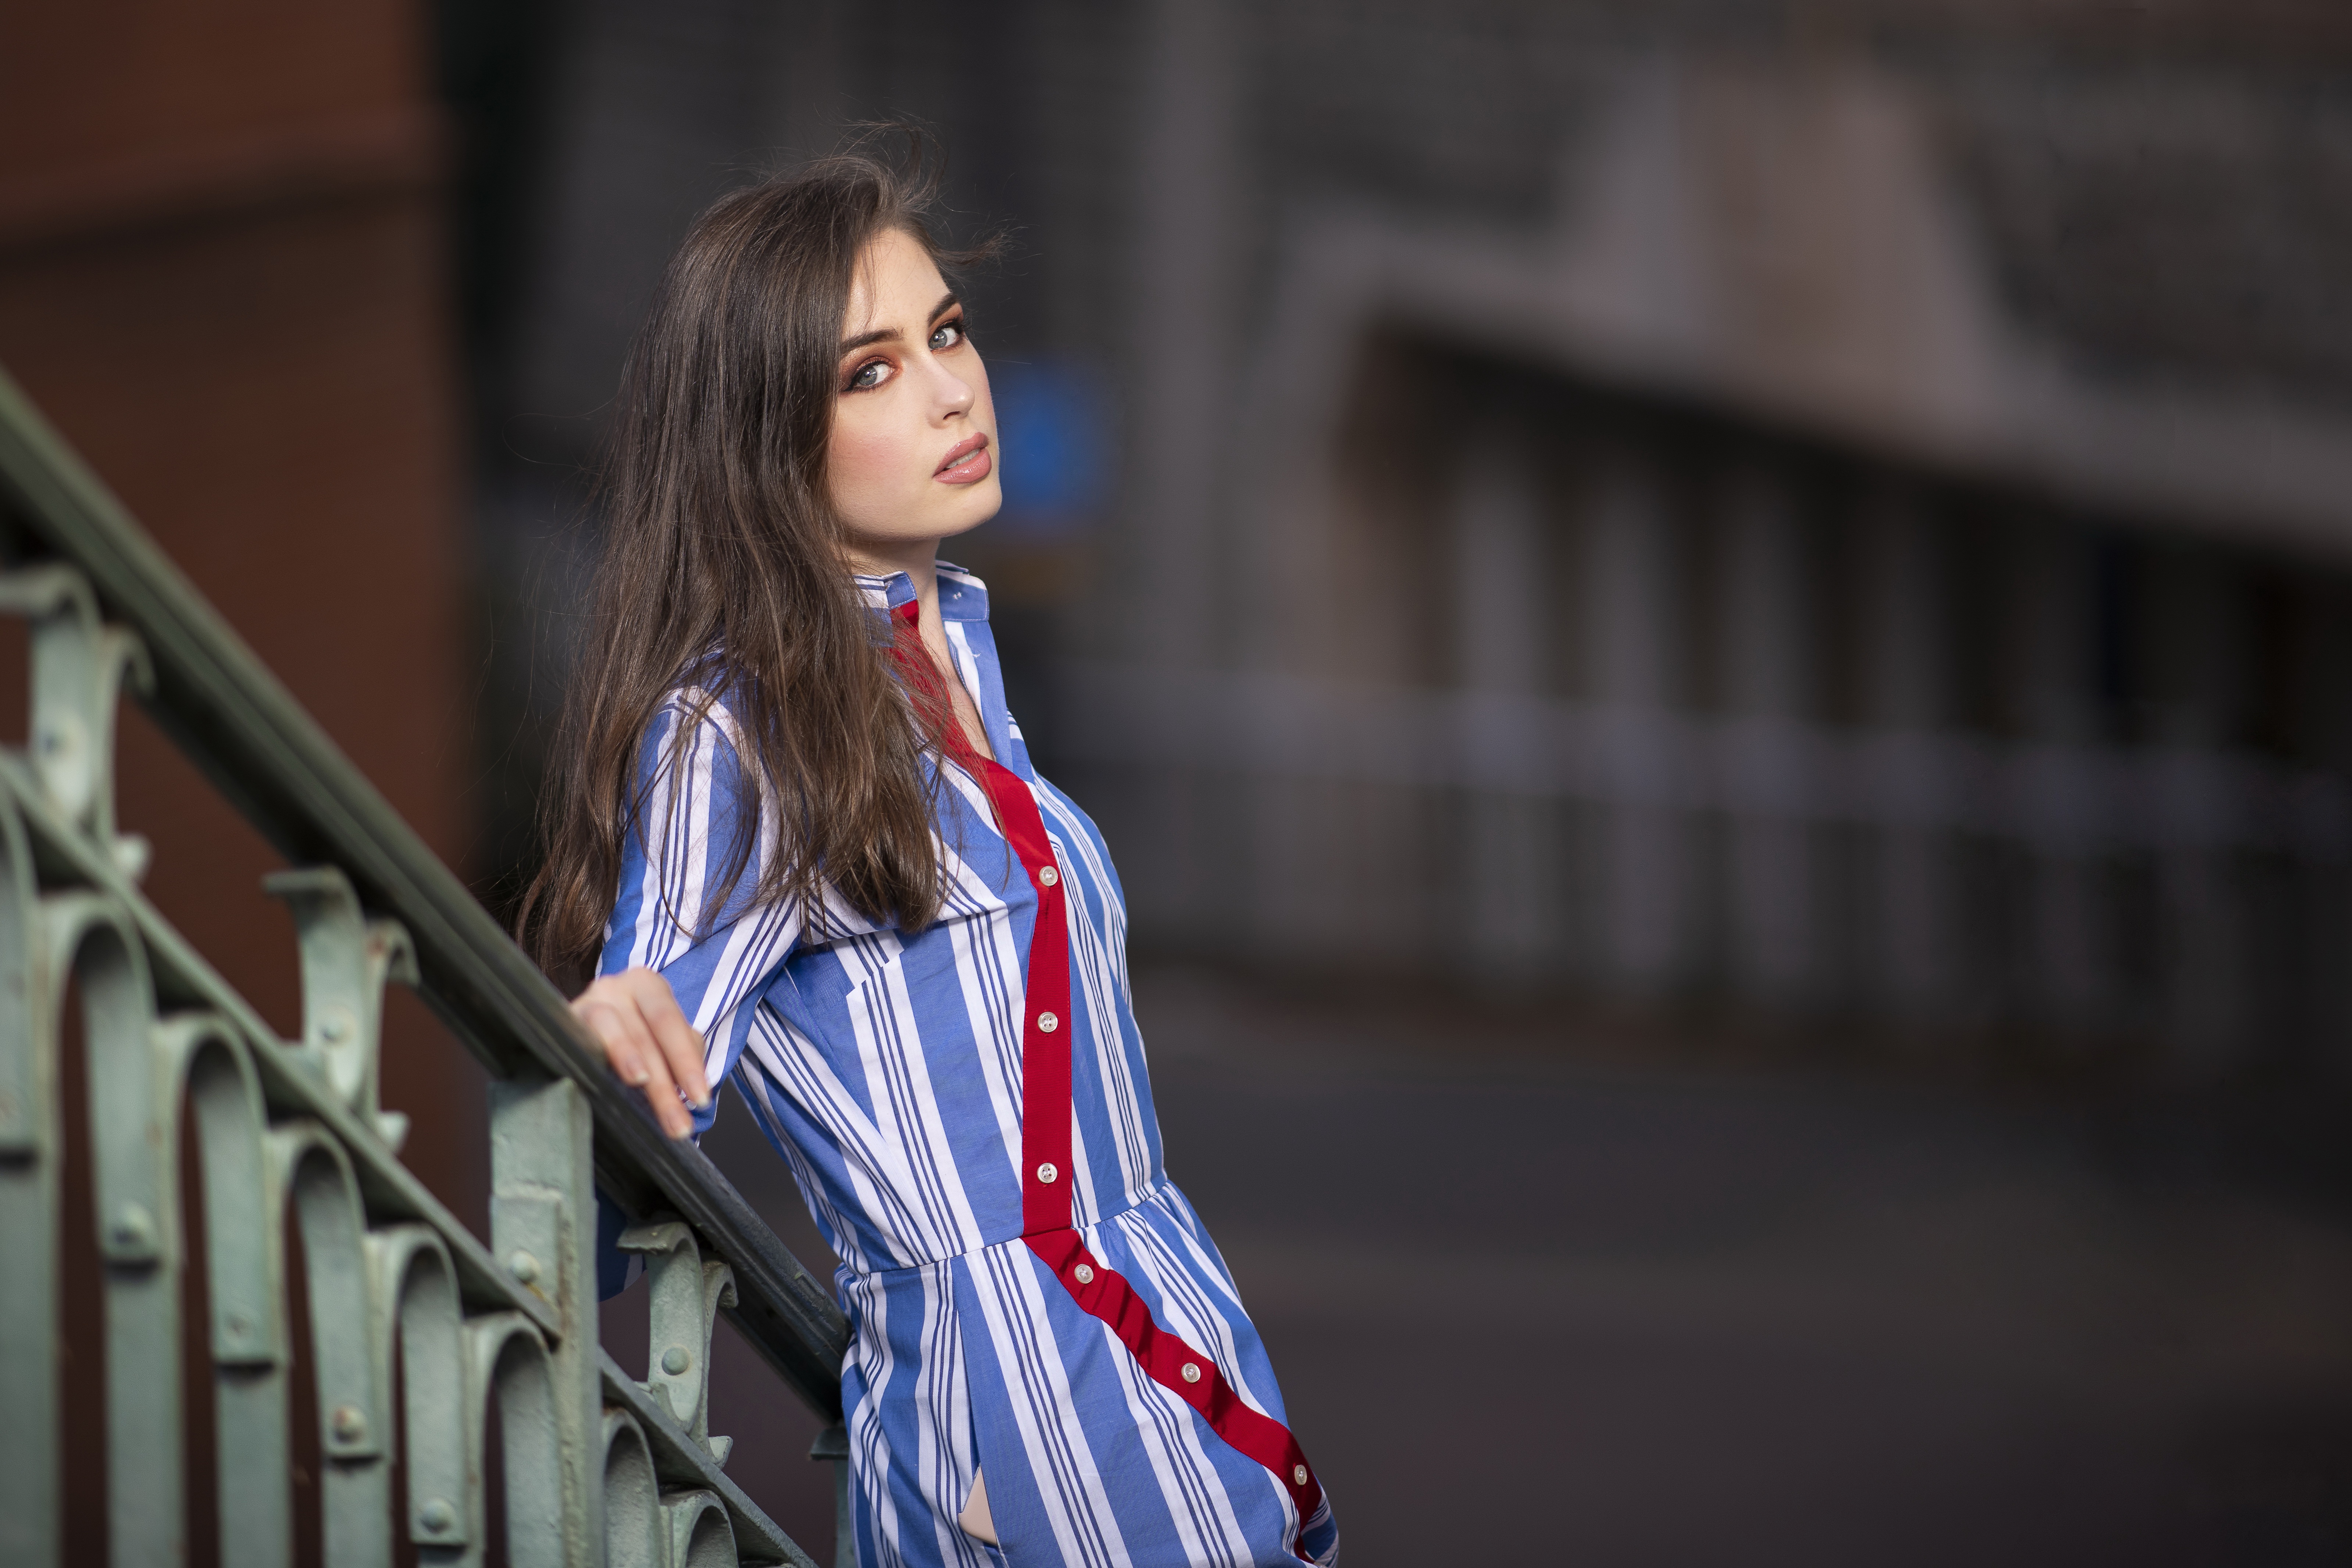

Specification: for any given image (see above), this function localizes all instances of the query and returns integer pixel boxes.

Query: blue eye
[931,319,965,351]
[848,360,889,391]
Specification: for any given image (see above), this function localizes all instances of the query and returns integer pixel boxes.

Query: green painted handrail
[0,364,848,1414]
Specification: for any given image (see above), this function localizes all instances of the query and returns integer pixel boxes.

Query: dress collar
[852,560,992,622]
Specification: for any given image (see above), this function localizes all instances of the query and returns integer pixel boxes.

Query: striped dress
[599,565,1339,1568]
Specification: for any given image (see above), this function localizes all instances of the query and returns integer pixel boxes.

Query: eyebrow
[839,291,962,356]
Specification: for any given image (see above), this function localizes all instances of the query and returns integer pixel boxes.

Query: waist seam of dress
[841,1178,1177,1281]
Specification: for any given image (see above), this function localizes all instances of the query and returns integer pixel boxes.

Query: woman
[523,144,1339,1568]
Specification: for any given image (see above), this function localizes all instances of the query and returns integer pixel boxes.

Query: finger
[632,1031,695,1140]
[576,998,653,1089]
[623,967,710,1108]
[584,994,693,1139]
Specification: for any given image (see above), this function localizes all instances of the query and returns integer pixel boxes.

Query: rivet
[1181,1362,1201,1384]
[109,1202,155,1250]
[661,1344,692,1376]
[508,1249,540,1284]
[418,1497,457,1534]
[330,1403,367,1444]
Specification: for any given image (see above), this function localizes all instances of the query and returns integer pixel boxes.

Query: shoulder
[626,678,770,829]
[640,671,753,764]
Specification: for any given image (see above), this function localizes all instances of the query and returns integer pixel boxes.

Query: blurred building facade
[466,0,2352,1077]
[0,2,485,1215]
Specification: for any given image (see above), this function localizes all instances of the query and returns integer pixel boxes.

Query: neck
[845,536,940,610]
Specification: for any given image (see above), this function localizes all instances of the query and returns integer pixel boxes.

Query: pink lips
[935,432,992,484]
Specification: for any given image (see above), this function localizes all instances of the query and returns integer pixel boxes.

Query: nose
[924,351,976,422]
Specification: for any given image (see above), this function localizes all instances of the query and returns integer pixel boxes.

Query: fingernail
[628,1067,650,1086]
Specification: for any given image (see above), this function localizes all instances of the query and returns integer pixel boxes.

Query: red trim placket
[969,750,1327,1553]
[894,599,1325,1550]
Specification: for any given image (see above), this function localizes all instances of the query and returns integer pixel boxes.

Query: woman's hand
[571,966,711,1138]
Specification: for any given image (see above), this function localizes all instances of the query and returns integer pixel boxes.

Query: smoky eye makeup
[838,287,969,393]
[842,316,969,393]
[842,349,899,393]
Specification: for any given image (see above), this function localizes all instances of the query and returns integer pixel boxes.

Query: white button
[1073,1263,1094,1284]
[1180,1362,1201,1384]
[1035,1162,1057,1184]
[1039,866,1059,886]
[1037,1012,1059,1033]
[1293,1464,1309,1486]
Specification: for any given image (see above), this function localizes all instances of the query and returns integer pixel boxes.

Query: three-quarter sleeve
[593,693,804,1299]
[597,692,804,1136]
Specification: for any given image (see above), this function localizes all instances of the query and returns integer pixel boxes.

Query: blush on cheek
[827,418,912,530]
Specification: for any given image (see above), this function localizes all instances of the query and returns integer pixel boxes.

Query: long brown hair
[520,140,981,975]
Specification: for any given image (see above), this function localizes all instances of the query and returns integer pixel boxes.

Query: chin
[939,486,1003,540]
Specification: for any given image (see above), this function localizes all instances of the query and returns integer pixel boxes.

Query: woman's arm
[571,966,710,1139]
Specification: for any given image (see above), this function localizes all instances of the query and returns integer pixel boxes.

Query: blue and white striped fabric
[599,565,1339,1567]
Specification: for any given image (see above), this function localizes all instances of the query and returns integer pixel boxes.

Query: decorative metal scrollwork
[265,864,419,1151]
[0,565,150,872]
[618,1217,739,1464]
[0,558,830,1567]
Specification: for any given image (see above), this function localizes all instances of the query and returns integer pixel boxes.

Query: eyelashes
[839,314,971,394]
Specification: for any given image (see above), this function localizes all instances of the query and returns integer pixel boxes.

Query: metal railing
[0,364,851,1567]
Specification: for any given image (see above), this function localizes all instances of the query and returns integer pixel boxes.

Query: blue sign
[987,360,1109,539]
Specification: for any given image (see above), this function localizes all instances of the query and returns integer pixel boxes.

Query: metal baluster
[1719,461,1819,1008]
[0,799,52,1568]
[1588,446,1691,993]
[490,1074,599,1565]
[52,900,174,1568]
[365,1226,468,1558]
[1450,431,1556,983]
[810,1424,853,1568]
[600,1411,663,1568]
[666,1489,740,1565]
[464,1314,564,1568]
[0,564,152,877]
[615,1218,736,1463]
[0,560,150,1568]
[2147,550,2253,1070]
[270,1128,388,1565]
[1854,485,1959,1030]
[2010,521,2111,1035]
[184,1024,291,1568]
[265,867,420,1152]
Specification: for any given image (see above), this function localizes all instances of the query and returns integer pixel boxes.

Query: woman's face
[827,226,1000,567]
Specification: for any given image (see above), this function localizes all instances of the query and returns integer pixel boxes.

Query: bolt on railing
[0,364,853,1568]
